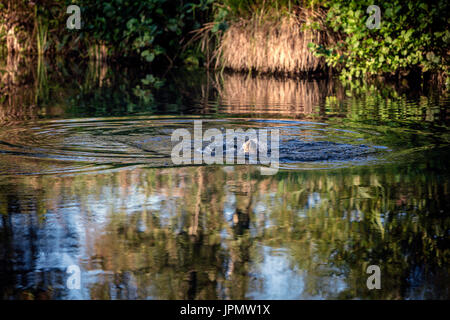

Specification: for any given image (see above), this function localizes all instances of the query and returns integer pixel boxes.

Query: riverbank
[0,1,448,85]
[204,1,449,85]
[214,8,331,75]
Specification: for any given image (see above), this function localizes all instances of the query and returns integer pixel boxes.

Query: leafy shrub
[77,0,213,63]
[309,0,449,80]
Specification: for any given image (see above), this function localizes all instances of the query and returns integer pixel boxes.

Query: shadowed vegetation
[0,1,448,82]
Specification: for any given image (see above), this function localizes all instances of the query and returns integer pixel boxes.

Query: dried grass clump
[217,8,332,74]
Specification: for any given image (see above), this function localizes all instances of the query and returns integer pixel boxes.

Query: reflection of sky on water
[247,246,348,300]
[248,246,305,299]
[0,160,448,299]
[7,204,88,299]
[2,169,336,299]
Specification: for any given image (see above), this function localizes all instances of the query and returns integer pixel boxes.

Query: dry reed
[216,8,332,75]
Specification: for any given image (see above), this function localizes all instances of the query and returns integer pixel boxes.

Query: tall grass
[216,7,332,74]
[0,1,95,59]
[88,43,109,62]
[35,8,49,57]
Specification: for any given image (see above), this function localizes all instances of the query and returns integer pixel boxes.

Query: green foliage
[77,0,213,63]
[0,0,213,65]
[218,0,319,18]
[309,0,450,79]
[1,0,448,80]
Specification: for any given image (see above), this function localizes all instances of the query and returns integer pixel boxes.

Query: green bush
[309,0,449,80]
[0,0,213,64]
[77,0,213,63]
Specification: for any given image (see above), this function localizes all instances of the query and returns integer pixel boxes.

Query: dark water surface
[0,58,449,299]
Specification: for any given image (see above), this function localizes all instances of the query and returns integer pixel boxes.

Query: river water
[0,59,449,299]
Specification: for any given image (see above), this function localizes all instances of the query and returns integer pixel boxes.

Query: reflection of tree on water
[2,56,448,125]
[0,186,83,299]
[224,170,254,299]
[0,155,449,299]
[86,168,228,299]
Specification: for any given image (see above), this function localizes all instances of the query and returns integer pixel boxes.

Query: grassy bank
[204,0,449,84]
[0,1,448,85]
[216,8,330,75]
[0,0,212,65]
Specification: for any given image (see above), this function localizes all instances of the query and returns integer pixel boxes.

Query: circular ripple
[0,117,391,175]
